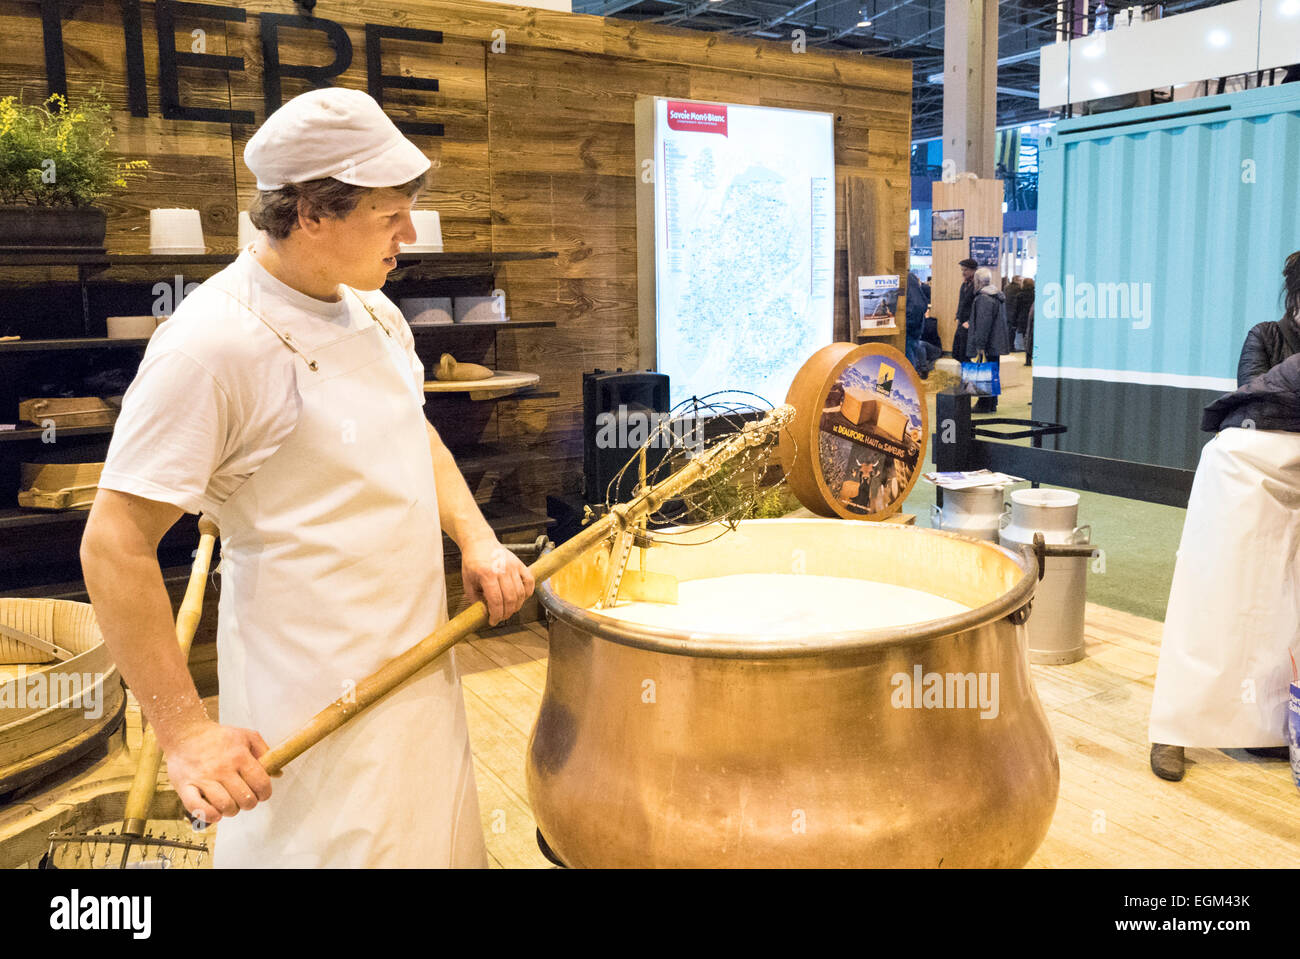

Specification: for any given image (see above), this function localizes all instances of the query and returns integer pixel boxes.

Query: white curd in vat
[592,573,970,635]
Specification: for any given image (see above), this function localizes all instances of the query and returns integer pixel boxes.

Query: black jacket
[1236,318,1300,385]
[1003,282,1023,333]
[1203,317,1300,432]
[969,289,1011,358]
[955,280,975,329]
[1203,350,1300,432]
[1013,283,1035,335]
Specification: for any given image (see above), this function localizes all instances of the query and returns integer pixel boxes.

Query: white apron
[210,290,487,868]
[1148,427,1300,748]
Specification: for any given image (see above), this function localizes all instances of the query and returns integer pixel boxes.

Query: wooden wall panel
[221,17,493,251]
[0,0,912,512]
[930,178,1004,350]
[846,176,907,354]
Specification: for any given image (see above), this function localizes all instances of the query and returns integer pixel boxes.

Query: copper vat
[527,518,1058,867]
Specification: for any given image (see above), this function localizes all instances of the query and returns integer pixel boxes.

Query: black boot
[1150,743,1185,781]
[1244,746,1290,759]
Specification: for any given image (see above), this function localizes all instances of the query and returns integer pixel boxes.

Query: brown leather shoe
[1150,743,1185,781]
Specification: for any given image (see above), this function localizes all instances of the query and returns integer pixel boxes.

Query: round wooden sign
[778,342,928,521]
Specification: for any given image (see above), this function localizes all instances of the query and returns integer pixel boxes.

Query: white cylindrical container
[401,210,443,252]
[149,208,205,254]
[931,485,1006,542]
[999,489,1091,665]
[237,211,259,249]
[454,294,507,323]
[106,315,159,339]
[398,296,453,325]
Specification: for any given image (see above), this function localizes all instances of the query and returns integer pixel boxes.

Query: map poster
[640,96,836,409]
[932,209,965,241]
[857,275,900,333]
[816,351,924,518]
[969,235,1001,267]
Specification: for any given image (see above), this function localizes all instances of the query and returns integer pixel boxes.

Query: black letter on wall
[364,24,444,137]
[39,0,147,116]
[156,0,255,123]
[260,14,353,118]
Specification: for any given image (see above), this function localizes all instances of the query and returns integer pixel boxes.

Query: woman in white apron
[1149,253,1300,780]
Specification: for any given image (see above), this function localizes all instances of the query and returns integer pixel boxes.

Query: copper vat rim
[538,519,1037,660]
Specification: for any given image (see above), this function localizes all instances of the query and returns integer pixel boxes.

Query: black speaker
[582,369,671,505]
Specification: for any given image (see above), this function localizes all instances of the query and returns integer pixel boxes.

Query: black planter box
[0,206,107,254]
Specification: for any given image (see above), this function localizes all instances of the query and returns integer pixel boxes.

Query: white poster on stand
[636,97,836,409]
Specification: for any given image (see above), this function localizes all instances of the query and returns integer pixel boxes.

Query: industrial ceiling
[576,0,1232,142]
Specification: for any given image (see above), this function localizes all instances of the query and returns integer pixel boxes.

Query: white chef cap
[243,88,431,191]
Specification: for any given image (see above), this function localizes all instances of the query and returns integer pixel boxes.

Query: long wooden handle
[259,405,795,775]
[258,515,609,775]
[121,515,219,836]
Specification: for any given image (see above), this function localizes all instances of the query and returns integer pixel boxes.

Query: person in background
[952,258,978,361]
[905,270,938,378]
[920,278,942,352]
[1018,277,1036,366]
[1148,250,1300,781]
[1004,276,1025,350]
[1236,255,1300,380]
[968,266,1011,413]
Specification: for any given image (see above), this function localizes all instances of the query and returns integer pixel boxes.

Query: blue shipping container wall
[1033,85,1300,470]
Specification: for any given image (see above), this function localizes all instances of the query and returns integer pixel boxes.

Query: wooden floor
[463,606,1300,868]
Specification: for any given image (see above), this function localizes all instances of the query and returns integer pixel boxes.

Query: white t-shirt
[99,249,426,516]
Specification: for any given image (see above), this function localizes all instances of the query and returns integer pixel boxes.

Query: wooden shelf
[424,371,540,401]
[0,501,552,537]
[0,251,558,268]
[409,320,556,332]
[0,321,557,354]
[0,507,92,532]
[449,441,546,474]
[443,502,553,556]
[0,561,197,600]
[481,501,554,536]
[0,249,559,595]
[0,424,115,442]
[0,337,151,353]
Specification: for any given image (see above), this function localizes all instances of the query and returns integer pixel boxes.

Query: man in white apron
[80,88,534,866]
[1148,346,1300,781]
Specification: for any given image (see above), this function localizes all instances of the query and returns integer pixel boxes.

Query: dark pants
[922,316,942,351]
[952,325,970,362]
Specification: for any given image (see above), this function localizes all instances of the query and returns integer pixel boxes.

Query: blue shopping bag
[960,359,1001,396]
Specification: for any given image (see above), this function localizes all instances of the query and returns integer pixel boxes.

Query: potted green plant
[0,87,147,252]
